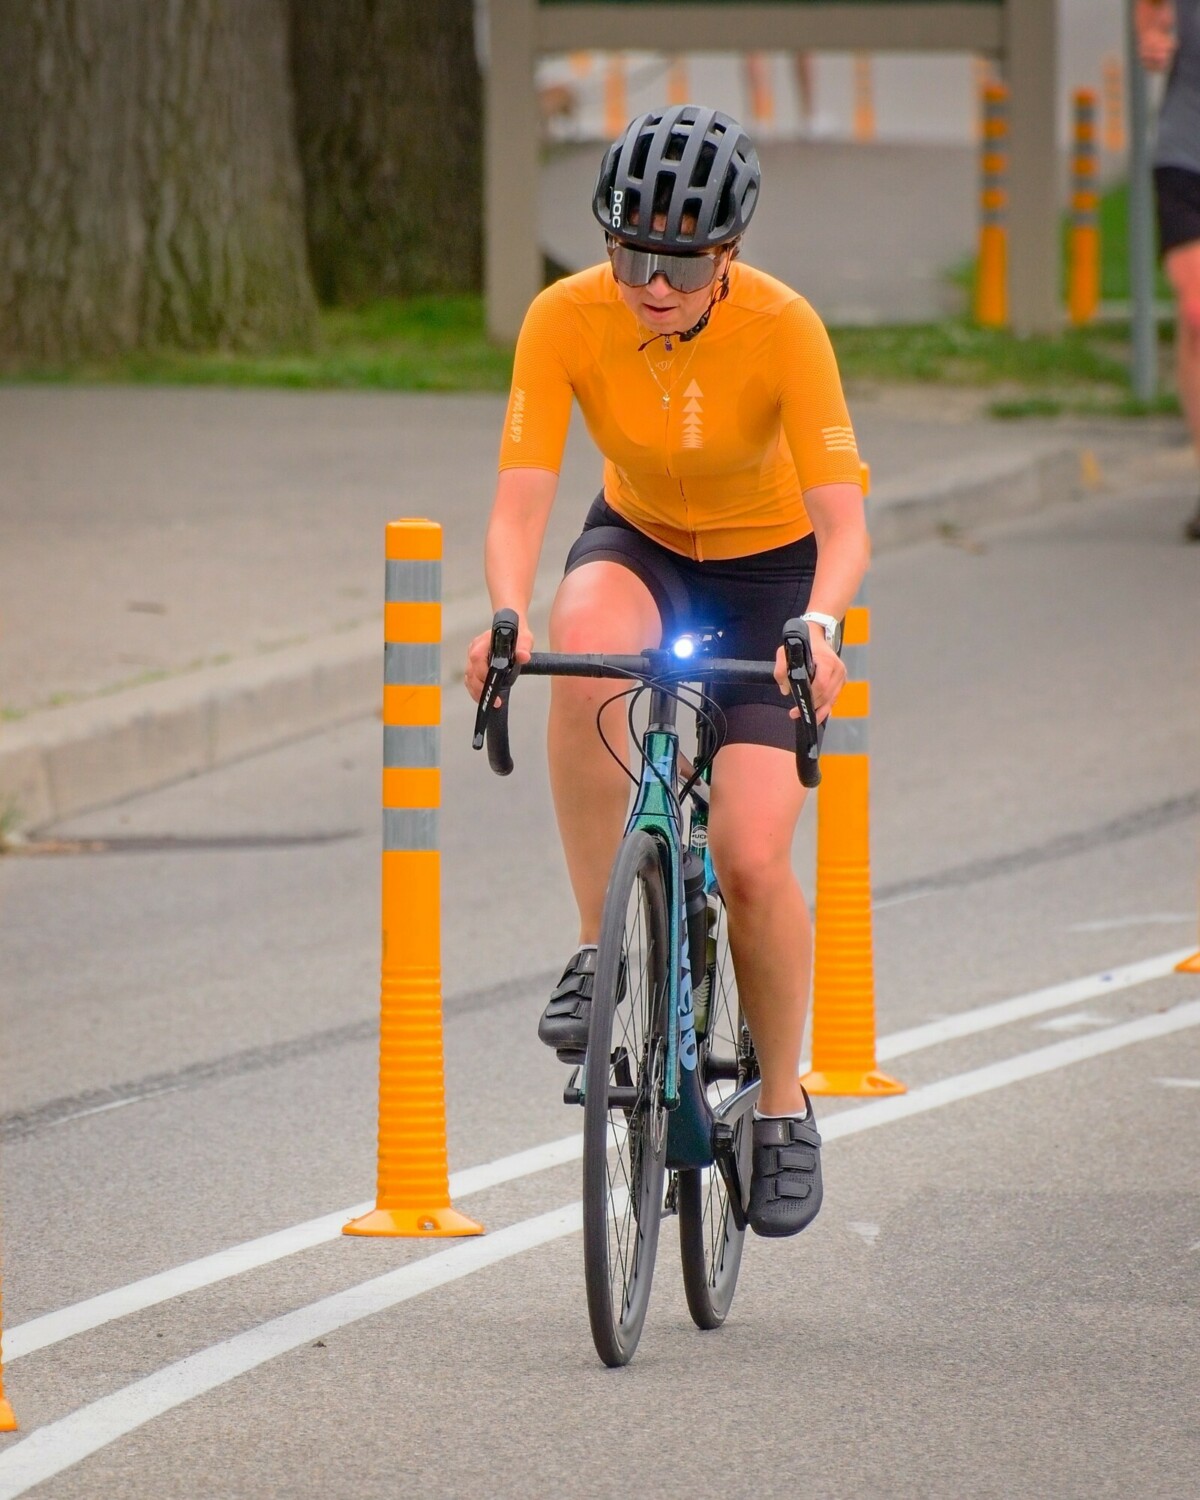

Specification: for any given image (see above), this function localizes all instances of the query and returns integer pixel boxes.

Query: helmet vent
[691,141,716,190]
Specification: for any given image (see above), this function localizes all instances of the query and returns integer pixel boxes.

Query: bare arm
[465,467,558,701]
[774,480,869,721]
[1136,0,1177,71]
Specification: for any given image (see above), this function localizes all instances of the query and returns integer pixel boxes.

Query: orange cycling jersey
[498,260,861,561]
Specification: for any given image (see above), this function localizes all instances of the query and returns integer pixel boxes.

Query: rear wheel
[678,890,757,1329]
[582,828,671,1367]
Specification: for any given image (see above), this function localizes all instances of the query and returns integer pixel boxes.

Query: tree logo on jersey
[681,381,704,449]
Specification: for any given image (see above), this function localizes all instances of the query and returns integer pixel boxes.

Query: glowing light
[672,635,696,660]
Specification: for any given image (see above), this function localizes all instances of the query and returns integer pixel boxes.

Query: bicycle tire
[582,828,672,1368]
[678,891,757,1329]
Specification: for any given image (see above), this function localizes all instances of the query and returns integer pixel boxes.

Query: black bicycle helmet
[592,105,760,250]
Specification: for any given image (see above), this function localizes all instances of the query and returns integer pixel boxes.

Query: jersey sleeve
[774,297,863,493]
[497,283,577,474]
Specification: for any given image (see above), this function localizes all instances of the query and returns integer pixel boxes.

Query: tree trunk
[289,0,482,304]
[0,0,317,361]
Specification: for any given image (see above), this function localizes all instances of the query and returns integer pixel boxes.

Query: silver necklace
[641,338,698,409]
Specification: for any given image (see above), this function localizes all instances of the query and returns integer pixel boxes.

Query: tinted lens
[610,245,718,293]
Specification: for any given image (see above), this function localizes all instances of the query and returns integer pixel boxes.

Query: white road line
[1034,1011,1114,1033]
[1067,915,1193,932]
[5,947,1191,1365]
[1154,1077,1200,1089]
[4,1134,585,1363]
[0,1206,583,1500]
[875,948,1191,1059]
[1,999,1197,1499]
[821,1000,1200,1138]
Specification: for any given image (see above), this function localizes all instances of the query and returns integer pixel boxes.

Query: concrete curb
[0,441,1086,830]
[868,442,1083,551]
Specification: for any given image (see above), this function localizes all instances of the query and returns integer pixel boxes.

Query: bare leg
[1165,241,1200,537]
[547,562,661,944]
[707,741,811,1115]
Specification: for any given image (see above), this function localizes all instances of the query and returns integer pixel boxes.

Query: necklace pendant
[662,394,670,408]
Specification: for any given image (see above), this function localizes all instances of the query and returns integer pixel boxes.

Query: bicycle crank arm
[712,1123,749,1234]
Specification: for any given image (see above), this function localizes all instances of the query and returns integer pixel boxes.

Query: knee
[551,596,615,654]
[549,565,660,654]
[712,842,792,911]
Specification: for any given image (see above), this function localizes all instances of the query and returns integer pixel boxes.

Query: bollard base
[1176,951,1200,974]
[0,1399,16,1432]
[801,1067,906,1098]
[343,1206,484,1239]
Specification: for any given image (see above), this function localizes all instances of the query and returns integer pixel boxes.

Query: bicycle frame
[613,682,758,1174]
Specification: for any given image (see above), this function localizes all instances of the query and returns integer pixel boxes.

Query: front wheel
[582,828,671,1367]
[678,890,757,1329]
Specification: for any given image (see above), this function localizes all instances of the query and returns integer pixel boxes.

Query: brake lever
[472,608,521,774]
[781,617,822,789]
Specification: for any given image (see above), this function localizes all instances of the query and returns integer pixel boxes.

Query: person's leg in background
[1165,237,1200,540]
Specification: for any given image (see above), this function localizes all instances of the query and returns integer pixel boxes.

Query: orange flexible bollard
[975,82,1009,328]
[746,53,775,131]
[1069,90,1101,326]
[0,1256,16,1431]
[1177,879,1200,971]
[666,56,689,108]
[603,53,629,139]
[345,522,483,1240]
[802,465,905,1099]
[852,54,876,142]
[1103,54,1126,155]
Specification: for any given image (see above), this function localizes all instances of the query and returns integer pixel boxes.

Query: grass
[0,796,23,853]
[830,319,1178,419]
[0,183,1181,419]
[5,296,514,393]
[839,179,1182,418]
[1090,180,1173,304]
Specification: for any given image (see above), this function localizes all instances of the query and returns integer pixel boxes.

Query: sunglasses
[608,242,722,294]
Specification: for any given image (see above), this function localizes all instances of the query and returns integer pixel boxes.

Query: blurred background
[0,0,1168,373]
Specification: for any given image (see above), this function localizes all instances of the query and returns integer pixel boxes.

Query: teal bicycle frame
[618,684,724,1171]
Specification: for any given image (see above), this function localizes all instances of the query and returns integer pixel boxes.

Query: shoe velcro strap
[761,1145,817,1175]
[543,992,589,1020]
[775,1145,818,1172]
[549,950,598,1003]
[769,1176,814,1201]
[549,972,591,1004]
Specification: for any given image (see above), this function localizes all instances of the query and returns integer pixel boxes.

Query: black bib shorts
[563,494,818,753]
[1155,165,1200,257]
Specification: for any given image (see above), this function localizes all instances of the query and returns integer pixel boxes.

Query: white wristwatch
[800,611,839,648]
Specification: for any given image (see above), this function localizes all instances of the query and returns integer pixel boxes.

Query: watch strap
[800,611,839,646]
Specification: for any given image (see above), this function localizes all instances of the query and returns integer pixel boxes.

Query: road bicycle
[473,610,821,1366]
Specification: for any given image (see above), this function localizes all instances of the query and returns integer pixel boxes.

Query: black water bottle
[683,851,708,1000]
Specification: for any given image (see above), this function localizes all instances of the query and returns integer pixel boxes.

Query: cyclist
[465,106,868,1238]
[1136,0,1200,541]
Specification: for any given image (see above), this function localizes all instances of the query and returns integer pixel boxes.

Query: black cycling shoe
[747,1094,823,1238]
[538,947,598,1062]
[1185,497,1200,542]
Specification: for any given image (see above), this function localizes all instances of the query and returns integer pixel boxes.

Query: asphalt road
[1,482,1198,1499]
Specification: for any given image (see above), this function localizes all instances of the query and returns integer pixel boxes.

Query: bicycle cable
[594,675,727,803]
